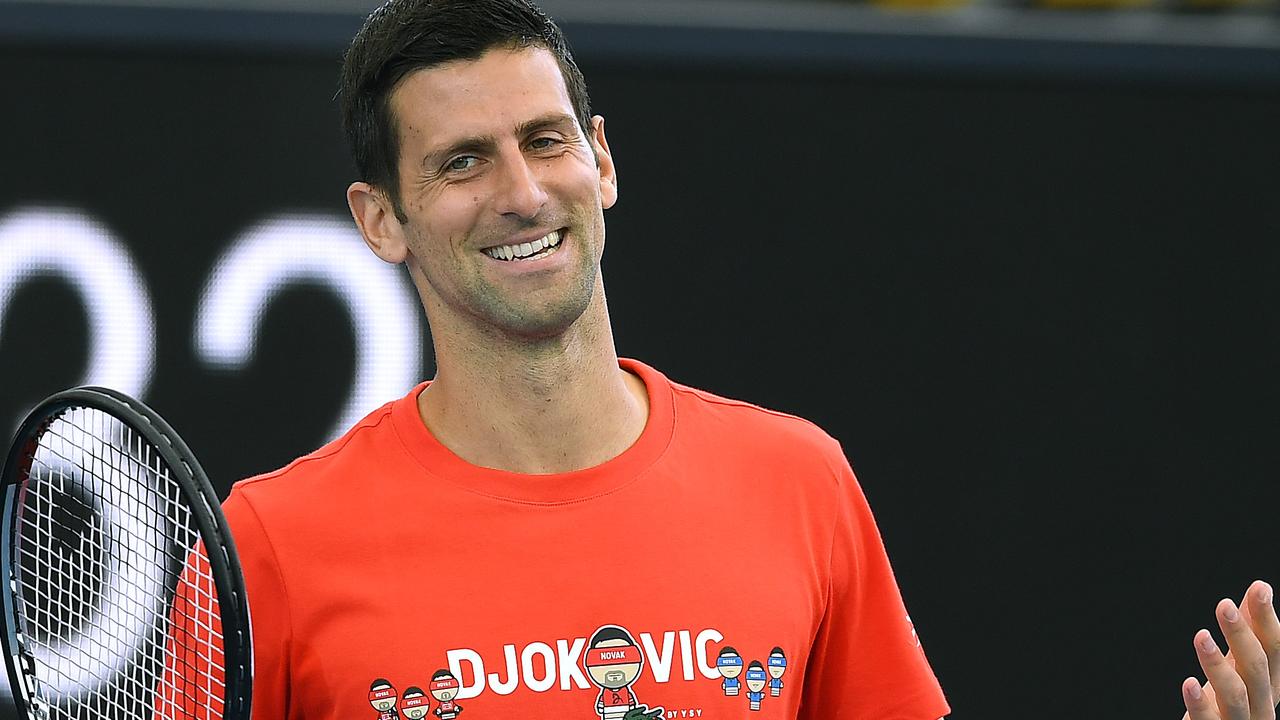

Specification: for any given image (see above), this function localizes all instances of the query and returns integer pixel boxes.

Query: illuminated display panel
[0,47,436,501]
[0,208,155,402]
[0,202,427,481]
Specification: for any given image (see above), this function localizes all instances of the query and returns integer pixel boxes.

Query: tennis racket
[0,387,251,720]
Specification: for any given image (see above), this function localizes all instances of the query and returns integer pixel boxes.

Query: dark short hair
[589,625,636,648]
[339,0,593,222]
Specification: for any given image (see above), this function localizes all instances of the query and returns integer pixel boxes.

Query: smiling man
[212,2,1279,719]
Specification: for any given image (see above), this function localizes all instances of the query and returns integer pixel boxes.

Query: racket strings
[12,406,229,719]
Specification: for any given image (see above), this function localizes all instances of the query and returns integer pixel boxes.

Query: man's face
[586,638,642,689]
[402,695,428,719]
[386,46,617,341]
[718,657,743,679]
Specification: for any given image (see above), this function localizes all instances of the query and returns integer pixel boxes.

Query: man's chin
[480,291,597,342]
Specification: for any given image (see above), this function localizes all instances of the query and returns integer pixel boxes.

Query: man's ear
[347,181,408,264]
[590,115,618,210]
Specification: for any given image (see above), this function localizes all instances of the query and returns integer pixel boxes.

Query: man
[368,679,400,720]
[767,647,787,697]
[401,686,429,720]
[744,661,768,712]
[211,1,1279,719]
[583,625,662,720]
[428,671,464,719]
[716,646,745,696]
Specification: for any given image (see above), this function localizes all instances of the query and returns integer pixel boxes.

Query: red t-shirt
[219,359,948,719]
[599,686,635,707]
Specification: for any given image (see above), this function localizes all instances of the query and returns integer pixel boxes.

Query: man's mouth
[482,229,563,262]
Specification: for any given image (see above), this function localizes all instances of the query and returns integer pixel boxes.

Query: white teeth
[485,230,564,261]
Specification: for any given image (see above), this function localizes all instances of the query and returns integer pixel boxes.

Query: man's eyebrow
[421,113,580,168]
[514,112,580,137]
[421,134,496,169]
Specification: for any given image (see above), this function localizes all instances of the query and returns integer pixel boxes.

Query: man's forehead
[391,46,573,144]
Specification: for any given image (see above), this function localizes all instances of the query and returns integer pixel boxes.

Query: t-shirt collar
[391,358,675,504]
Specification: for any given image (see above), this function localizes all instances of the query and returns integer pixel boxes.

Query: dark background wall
[1,3,1278,717]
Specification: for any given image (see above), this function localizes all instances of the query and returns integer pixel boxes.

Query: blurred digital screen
[0,206,424,449]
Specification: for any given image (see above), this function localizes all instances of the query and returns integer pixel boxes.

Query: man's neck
[416,292,648,475]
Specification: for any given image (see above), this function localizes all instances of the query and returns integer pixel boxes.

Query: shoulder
[221,394,414,570]
[666,378,848,476]
[669,379,843,451]
[628,358,848,474]
[226,396,400,511]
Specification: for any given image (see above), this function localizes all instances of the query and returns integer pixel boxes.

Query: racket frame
[0,386,252,720]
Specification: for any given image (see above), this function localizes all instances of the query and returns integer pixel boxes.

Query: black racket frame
[0,386,252,720]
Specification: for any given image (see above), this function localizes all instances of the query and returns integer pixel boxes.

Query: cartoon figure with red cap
[368,678,400,720]
[583,625,663,720]
[400,686,429,720]
[429,670,464,719]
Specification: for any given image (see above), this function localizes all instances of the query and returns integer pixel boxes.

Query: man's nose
[494,152,549,220]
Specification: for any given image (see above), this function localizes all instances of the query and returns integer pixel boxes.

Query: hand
[1182,580,1280,720]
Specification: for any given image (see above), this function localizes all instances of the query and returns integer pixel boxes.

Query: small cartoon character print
[401,686,430,720]
[368,678,400,720]
[429,670,464,719]
[715,647,744,696]
[744,661,768,711]
[766,647,787,697]
[583,625,663,720]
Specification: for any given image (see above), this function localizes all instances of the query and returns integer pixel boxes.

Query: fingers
[1192,627,1250,720]
[1215,595,1275,720]
[1184,674,1217,720]
[1183,581,1280,720]
[1240,580,1280,705]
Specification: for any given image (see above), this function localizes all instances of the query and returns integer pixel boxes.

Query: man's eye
[447,156,477,172]
[529,137,560,150]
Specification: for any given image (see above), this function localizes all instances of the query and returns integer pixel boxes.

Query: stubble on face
[406,205,604,344]
[390,47,614,348]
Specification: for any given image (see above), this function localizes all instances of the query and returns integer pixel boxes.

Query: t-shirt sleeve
[222,487,294,720]
[155,540,226,719]
[799,452,950,720]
